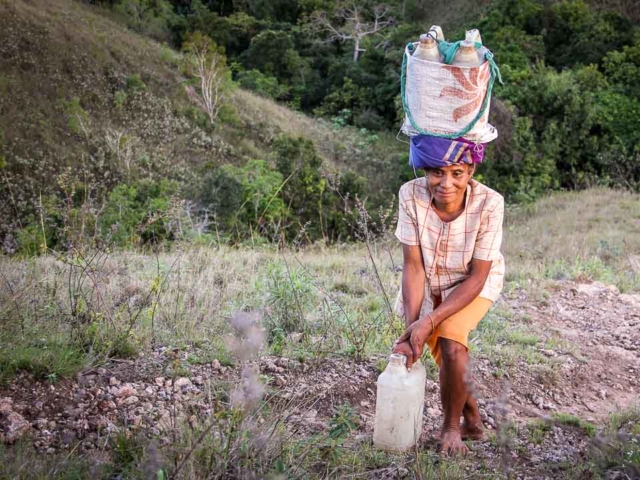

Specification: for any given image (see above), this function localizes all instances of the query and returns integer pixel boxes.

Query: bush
[99,179,181,247]
[354,109,385,131]
[62,97,89,135]
[114,0,179,43]
[199,167,245,222]
[125,74,147,92]
[272,134,326,240]
[236,69,290,100]
[240,30,305,84]
[264,261,314,338]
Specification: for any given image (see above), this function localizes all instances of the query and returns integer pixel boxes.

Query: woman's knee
[438,338,467,363]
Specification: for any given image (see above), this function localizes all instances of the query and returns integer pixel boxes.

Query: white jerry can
[373,354,426,452]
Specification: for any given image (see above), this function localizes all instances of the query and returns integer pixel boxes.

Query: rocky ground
[1,280,639,478]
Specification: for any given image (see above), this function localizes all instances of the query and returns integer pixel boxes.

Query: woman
[392,134,505,456]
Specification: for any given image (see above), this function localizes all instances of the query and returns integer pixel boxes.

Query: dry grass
[232,88,407,185]
[504,187,640,291]
[1,187,639,478]
[1,187,638,379]
[0,242,403,378]
[0,0,181,157]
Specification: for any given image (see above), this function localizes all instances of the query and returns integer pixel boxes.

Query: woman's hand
[391,340,413,366]
[394,317,434,370]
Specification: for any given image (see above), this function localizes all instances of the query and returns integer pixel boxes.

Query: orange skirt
[427,296,492,367]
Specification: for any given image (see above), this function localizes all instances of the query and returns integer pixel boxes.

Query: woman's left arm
[394,259,491,363]
[428,258,492,326]
[434,194,504,323]
[396,196,504,364]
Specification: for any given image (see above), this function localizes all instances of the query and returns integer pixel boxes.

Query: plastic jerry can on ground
[373,354,426,452]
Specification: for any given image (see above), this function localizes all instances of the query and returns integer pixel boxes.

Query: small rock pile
[0,397,31,444]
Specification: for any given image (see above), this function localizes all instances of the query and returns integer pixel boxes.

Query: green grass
[551,413,597,437]
[470,309,546,368]
[558,407,640,479]
[610,407,640,433]
[186,343,235,367]
[503,330,540,346]
[0,441,100,479]
[0,338,86,385]
[527,420,552,445]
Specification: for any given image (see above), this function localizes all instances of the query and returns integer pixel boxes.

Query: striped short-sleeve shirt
[394,177,505,315]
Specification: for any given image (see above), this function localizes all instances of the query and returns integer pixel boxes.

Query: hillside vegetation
[81,0,640,202]
[0,0,408,252]
[1,0,640,254]
[0,186,639,478]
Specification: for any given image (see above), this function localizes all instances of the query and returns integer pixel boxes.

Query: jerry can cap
[389,353,407,366]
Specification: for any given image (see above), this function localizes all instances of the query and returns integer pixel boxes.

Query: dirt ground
[1,280,639,479]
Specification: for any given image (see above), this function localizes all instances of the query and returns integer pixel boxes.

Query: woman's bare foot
[460,420,484,440]
[440,429,469,456]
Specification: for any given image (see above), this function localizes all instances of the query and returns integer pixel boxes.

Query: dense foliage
[91,0,640,195]
[1,0,639,252]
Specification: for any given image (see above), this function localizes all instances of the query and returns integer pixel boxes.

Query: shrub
[114,90,128,108]
[232,160,286,228]
[236,69,290,100]
[264,261,314,337]
[125,74,147,92]
[240,30,305,84]
[354,109,385,131]
[62,97,90,135]
[99,179,181,247]
[114,0,179,42]
[199,167,245,222]
[272,134,326,240]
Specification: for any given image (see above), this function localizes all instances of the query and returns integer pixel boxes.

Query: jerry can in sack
[401,29,501,144]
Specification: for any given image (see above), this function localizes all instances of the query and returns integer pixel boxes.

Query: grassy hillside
[0,0,407,248]
[504,187,640,291]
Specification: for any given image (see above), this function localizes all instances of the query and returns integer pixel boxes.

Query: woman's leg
[461,393,484,440]
[439,337,472,455]
[425,296,493,453]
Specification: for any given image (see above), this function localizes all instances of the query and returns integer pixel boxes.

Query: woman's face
[425,164,474,207]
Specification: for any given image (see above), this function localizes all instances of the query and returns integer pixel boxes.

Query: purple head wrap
[409,135,485,169]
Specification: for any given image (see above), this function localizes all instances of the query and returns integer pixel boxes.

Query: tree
[272,135,327,239]
[312,2,394,62]
[241,30,304,83]
[182,32,230,125]
[114,0,179,42]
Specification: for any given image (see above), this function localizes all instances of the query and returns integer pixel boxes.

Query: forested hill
[1,0,639,253]
[0,0,409,251]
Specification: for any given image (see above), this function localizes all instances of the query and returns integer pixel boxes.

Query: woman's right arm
[401,244,425,328]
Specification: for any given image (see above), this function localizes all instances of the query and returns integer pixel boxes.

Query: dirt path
[492,281,640,423]
[1,281,639,478]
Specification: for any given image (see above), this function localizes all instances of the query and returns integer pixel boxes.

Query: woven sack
[401,42,498,144]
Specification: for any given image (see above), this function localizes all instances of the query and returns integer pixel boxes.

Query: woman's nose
[440,175,452,188]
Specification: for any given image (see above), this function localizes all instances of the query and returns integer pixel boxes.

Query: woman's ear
[469,164,476,176]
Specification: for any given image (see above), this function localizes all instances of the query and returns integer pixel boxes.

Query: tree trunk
[353,37,360,62]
